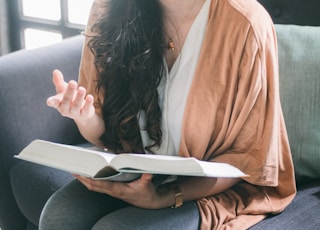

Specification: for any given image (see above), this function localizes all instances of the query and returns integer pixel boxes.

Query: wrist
[155,184,180,209]
[75,114,106,147]
[74,112,97,125]
[170,185,183,208]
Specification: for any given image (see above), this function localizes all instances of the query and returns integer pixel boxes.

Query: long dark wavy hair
[88,0,165,153]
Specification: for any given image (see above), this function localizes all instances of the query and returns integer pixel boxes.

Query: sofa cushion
[249,180,320,229]
[10,162,74,226]
[275,25,320,183]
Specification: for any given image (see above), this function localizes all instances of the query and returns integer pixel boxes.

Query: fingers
[71,86,86,112]
[81,94,94,117]
[140,174,153,184]
[75,174,154,193]
[70,87,94,117]
[59,80,78,115]
[46,95,62,108]
[75,175,114,194]
[47,70,95,121]
[46,80,77,109]
[52,69,68,94]
[47,82,94,120]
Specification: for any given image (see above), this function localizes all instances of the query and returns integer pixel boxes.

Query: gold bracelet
[171,185,183,208]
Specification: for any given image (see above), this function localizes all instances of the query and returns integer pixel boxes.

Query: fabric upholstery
[275,25,320,182]
[250,180,320,229]
[0,35,84,230]
[10,162,73,226]
[258,0,320,26]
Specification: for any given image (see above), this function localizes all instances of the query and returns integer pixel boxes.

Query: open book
[15,139,248,182]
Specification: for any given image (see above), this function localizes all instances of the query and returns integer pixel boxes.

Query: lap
[39,180,200,230]
[39,180,128,230]
[92,202,200,230]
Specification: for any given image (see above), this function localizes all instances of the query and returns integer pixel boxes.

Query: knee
[39,180,113,230]
[91,215,125,230]
[91,207,139,230]
[39,180,89,230]
[10,162,74,226]
[38,189,72,230]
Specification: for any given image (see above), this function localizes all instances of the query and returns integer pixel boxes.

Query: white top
[140,0,210,155]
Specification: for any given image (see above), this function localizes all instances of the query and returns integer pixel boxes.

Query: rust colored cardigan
[78,0,296,229]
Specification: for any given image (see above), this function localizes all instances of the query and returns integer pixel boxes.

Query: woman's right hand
[46,69,95,123]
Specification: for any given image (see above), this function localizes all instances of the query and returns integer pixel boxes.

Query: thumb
[46,96,61,108]
[140,174,153,184]
[52,69,68,94]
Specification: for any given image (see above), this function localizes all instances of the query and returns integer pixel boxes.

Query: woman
[41,0,296,229]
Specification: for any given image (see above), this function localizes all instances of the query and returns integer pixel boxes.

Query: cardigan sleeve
[77,0,106,115]
[211,26,292,186]
[177,0,296,228]
[179,8,295,188]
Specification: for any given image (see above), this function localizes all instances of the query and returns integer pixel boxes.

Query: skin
[162,0,208,69]
[47,69,105,147]
[47,0,241,209]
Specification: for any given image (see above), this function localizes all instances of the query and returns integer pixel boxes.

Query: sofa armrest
[0,35,85,170]
[0,35,85,229]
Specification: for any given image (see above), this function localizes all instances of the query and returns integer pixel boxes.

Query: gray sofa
[0,35,86,230]
[0,0,319,229]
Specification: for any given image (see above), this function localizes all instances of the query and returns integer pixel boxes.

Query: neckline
[164,0,210,74]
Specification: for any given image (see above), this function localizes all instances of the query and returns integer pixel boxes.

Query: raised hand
[46,69,95,122]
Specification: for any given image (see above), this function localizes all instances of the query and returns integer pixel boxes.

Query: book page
[110,154,246,178]
[16,140,116,177]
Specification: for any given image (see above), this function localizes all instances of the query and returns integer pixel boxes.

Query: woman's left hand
[74,174,173,209]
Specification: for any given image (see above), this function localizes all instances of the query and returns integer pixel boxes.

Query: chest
[163,18,195,70]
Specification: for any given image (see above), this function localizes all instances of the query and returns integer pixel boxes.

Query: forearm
[159,177,241,208]
[74,113,106,148]
[178,177,241,202]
